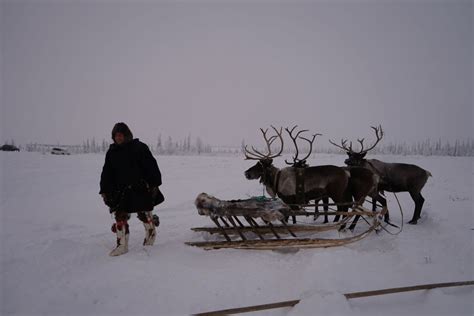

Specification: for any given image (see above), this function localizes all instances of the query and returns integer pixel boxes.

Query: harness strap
[295,167,306,204]
[274,170,281,194]
[366,160,390,187]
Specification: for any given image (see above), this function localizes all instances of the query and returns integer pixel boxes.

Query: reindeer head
[245,158,274,180]
[329,125,384,167]
[243,126,284,182]
[345,152,368,166]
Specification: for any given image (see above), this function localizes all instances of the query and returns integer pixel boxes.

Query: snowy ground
[1,151,473,316]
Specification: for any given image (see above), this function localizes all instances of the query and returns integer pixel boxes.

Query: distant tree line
[273,138,474,157]
[154,134,212,155]
[371,139,474,157]
[23,134,214,155]
[16,137,474,157]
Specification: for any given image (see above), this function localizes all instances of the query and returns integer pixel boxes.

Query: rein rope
[360,192,404,235]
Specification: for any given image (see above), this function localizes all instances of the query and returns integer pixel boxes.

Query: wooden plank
[193,299,300,315]
[279,220,297,237]
[293,201,355,207]
[344,281,474,299]
[186,226,375,250]
[211,218,231,242]
[244,216,265,240]
[191,223,342,235]
[288,210,378,217]
[226,216,247,240]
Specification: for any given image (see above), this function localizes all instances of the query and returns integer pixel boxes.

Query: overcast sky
[1,0,472,148]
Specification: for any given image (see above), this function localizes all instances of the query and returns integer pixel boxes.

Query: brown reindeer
[283,126,329,223]
[341,166,381,230]
[244,126,351,224]
[330,125,432,225]
[283,126,380,230]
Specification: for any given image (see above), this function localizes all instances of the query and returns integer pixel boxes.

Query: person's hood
[111,122,133,144]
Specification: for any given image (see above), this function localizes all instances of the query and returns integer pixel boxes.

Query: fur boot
[142,212,156,246]
[109,220,129,256]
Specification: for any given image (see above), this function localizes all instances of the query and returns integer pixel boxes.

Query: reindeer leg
[286,204,298,224]
[408,191,424,224]
[338,191,354,230]
[334,194,346,223]
[348,214,360,231]
[349,192,369,231]
[378,194,389,222]
[323,197,329,223]
[373,192,388,218]
[337,204,348,230]
[334,198,344,223]
[374,193,398,228]
[314,199,320,221]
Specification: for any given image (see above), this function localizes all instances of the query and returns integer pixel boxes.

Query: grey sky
[1,0,472,148]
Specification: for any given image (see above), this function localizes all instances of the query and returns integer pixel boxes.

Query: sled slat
[192,223,344,235]
[186,226,375,250]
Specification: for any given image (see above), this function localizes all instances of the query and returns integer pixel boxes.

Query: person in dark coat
[100,122,163,256]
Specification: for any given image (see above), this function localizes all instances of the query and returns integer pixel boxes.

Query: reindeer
[283,126,380,230]
[340,166,381,231]
[244,126,351,224]
[330,125,432,225]
[283,126,329,223]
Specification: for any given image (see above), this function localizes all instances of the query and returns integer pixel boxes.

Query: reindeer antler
[298,133,322,162]
[329,125,384,154]
[244,126,284,160]
[328,138,352,152]
[359,125,383,154]
[285,125,321,165]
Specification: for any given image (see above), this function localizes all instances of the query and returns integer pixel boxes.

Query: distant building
[51,147,70,155]
[0,144,20,152]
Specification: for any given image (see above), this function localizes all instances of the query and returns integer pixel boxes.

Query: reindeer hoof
[408,219,418,225]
